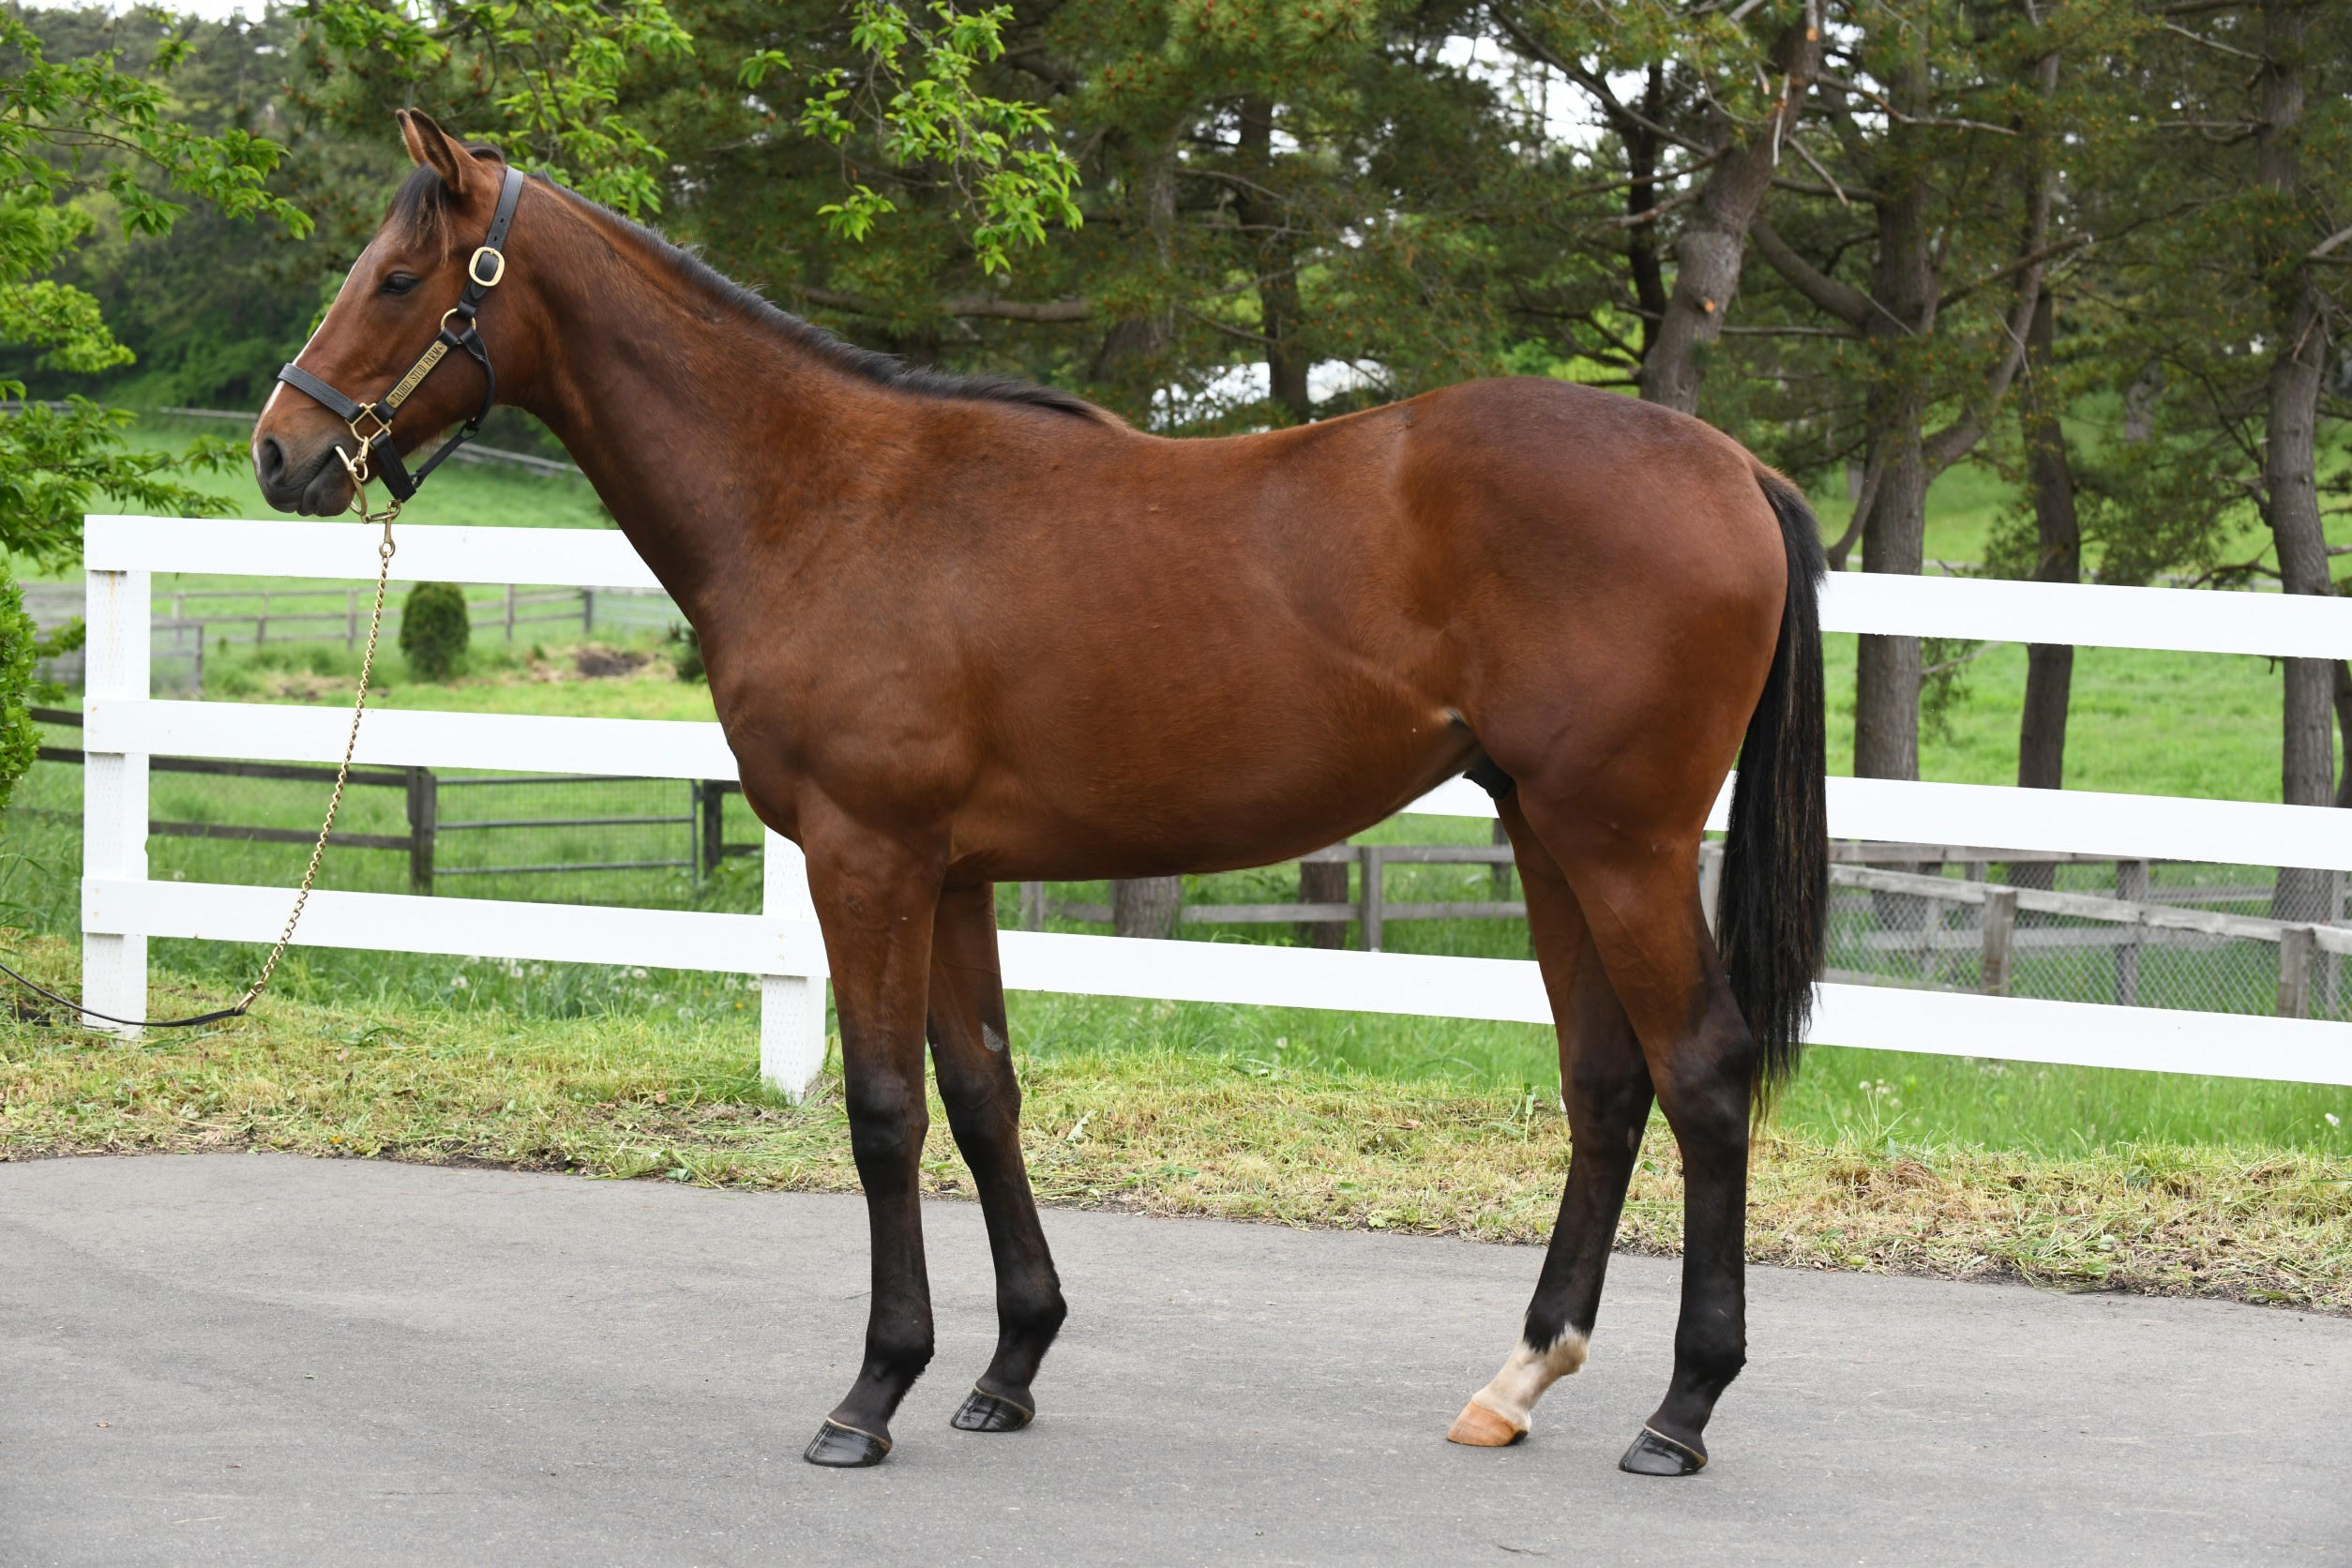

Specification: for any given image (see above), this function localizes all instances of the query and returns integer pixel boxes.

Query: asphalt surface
[3,1154,2346,1566]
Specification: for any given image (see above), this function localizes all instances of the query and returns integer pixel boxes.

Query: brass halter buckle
[468,245,507,288]
[346,405,394,453]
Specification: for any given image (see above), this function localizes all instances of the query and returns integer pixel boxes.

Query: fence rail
[71,515,2352,1094]
[36,707,746,893]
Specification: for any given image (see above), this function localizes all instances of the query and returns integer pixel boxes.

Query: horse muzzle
[253,429,357,518]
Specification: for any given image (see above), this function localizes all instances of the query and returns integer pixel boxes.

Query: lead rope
[0,460,400,1031]
[234,477,400,1013]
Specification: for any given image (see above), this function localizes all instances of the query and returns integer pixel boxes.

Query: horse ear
[397,109,478,199]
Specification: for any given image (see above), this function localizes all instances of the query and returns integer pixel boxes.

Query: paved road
[3,1154,2345,1566]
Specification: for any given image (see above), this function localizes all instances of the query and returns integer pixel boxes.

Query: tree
[0,5,307,808]
[1490,0,1824,413]
[1732,0,2108,781]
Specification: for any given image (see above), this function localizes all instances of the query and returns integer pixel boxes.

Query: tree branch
[1749,217,1877,327]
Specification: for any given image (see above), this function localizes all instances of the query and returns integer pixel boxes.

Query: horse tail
[1718,468,1829,1110]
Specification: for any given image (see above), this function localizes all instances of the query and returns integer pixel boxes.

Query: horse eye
[381,272,421,296]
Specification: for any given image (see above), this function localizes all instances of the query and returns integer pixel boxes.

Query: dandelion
[451,975,469,989]
[2329,1113,2342,1128]
[506,964,524,979]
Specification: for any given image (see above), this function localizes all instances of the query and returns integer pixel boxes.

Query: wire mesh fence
[1822,854,2349,1022]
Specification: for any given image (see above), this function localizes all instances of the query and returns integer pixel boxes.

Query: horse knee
[844,1077,928,1169]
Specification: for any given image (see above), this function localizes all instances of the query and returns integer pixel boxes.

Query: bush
[399,581,471,681]
[667,624,704,684]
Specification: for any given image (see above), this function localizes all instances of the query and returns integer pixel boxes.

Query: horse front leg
[800,822,947,1469]
[926,882,1067,1433]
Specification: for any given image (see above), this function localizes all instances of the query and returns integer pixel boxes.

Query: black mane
[390,161,1109,424]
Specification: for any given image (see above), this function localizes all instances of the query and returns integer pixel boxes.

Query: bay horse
[251,113,1827,1477]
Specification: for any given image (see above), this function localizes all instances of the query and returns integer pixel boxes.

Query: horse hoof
[1618,1426,1705,1476]
[1445,1399,1527,1448]
[804,1420,891,1468]
[951,1387,1034,1433]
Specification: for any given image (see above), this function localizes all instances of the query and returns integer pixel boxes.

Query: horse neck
[507,201,849,616]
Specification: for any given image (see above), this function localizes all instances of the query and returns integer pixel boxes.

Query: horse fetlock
[1447,1330,1590,1446]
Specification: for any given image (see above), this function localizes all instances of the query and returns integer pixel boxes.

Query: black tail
[1718,471,1829,1109]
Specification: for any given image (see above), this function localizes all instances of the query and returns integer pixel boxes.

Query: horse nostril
[256,434,285,486]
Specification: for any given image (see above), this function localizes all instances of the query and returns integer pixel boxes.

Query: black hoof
[804,1420,891,1468]
[951,1386,1034,1433]
[1619,1426,1706,1476]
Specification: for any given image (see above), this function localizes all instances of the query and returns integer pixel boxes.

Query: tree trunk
[2013,289,2080,893]
[1624,66,1668,367]
[1637,16,1822,413]
[1089,125,1182,388]
[1237,98,1311,422]
[1851,52,1936,784]
[1298,856,1349,948]
[1112,876,1183,940]
[2256,0,2336,924]
[2334,660,2352,810]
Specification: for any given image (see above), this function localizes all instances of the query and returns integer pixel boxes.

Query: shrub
[668,624,705,683]
[399,581,471,681]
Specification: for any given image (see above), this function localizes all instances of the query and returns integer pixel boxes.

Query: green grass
[2,936,2344,1311]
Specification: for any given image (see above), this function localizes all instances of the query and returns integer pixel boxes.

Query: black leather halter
[277,163,526,504]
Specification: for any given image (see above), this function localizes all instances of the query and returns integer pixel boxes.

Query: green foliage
[0,572,35,813]
[303,0,693,217]
[790,0,1081,274]
[398,580,471,681]
[0,7,309,565]
[666,623,703,683]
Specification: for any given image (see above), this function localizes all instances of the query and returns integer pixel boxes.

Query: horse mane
[636,222,1118,426]
[386,159,1115,426]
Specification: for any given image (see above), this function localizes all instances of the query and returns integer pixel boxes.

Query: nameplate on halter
[384,340,451,411]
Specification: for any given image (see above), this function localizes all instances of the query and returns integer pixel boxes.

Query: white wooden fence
[76,514,2352,1094]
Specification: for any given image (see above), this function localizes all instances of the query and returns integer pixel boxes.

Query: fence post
[346,588,357,649]
[761,830,828,1099]
[2277,927,2315,1019]
[2115,859,2148,1005]
[1358,844,1385,952]
[505,583,517,642]
[1491,819,1513,899]
[81,565,151,1034]
[1019,882,1045,930]
[581,588,595,635]
[405,768,437,895]
[696,781,725,881]
[1297,848,1349,949]
[1980,885,2018,996]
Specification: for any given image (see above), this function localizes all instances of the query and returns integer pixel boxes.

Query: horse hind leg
[1448,794,1655,1449]
[925,883,1068,1433]
[1526,801,1757,1477]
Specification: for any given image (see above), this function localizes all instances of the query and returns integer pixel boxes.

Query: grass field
[2,935,2344,1311]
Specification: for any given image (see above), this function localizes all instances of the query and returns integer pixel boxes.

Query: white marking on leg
[1467,1331,1589,1434]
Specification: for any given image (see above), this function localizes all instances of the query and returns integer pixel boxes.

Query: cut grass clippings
[3,939,2344,1316]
